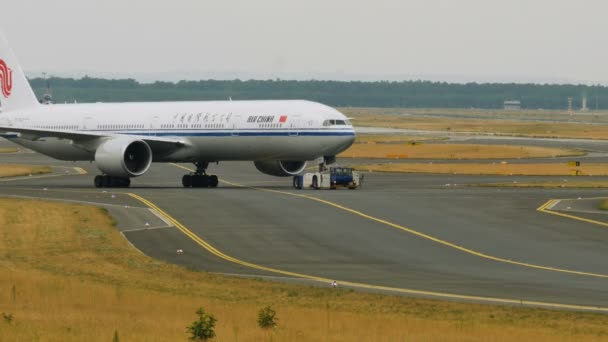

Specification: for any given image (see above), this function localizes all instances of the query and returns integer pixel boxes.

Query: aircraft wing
[0,125,189,149]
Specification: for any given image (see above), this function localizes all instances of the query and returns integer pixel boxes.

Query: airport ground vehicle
[293,166,363,190]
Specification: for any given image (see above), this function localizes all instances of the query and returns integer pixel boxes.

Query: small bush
[257,306,278,329]
[187,307,217,340]
[2,312,13,324]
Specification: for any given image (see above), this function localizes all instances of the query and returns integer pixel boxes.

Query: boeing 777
[0,33,355,188]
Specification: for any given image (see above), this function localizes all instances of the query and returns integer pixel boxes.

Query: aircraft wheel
[94,175,103,188]
[117,177,130,188]
[102,176,112,188]
[293,176,301,189]
[209,175,219,188]
[312,176,319,190]
[94,175,130,188]
[182,175,192,188]
[193,175,210,188]
[191,176,200,188]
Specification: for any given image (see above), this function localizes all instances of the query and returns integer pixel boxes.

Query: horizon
[24,71,604,86]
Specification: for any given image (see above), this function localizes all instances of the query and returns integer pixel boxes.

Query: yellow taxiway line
[537,199,608,228]
[127,189,608,312]
[140,163,608,311]
[9,163,602,310]
[233,183,608,278]
[171,163,608,278]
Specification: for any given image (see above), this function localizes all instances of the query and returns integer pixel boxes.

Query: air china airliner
[0,33,355,188]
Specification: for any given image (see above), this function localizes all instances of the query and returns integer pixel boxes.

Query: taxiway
[2,139,608,311]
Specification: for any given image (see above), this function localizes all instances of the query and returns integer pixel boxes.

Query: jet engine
[94,137,152,177]
[254,160,307,177]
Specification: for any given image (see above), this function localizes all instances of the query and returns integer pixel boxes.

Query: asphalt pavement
[2,138,608,311]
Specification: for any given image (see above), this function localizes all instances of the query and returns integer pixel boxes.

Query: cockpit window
[322,119,349,126]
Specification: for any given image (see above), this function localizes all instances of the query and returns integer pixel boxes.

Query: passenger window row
[34,125,78,130]
[160,123,226,129]
[98,124,144,129]
[259,123,281,128]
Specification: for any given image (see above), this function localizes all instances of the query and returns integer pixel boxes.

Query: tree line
[28,76,608,109]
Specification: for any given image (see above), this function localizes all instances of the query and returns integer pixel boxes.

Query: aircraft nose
[333,131,356,154]
[344,132,355,147]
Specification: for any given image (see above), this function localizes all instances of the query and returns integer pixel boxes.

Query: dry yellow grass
[0,164,52,178]
[1,198,608,341]
[355,163,608,176]
[342,107,608,121]
[355,134,441,144]
[344,108,608,140]
[340,143,582,159]
[479,181,608,189]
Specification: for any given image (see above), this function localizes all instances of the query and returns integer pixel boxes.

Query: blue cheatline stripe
[82,130,356,137]
[80,128,354,133]
[152,131,356,137]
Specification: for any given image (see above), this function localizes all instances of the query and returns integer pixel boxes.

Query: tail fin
[0,31,39,112]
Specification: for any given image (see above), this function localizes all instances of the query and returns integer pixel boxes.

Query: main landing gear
[94,175,131,188]
[182,161,219,188]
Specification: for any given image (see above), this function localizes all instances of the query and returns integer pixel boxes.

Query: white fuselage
[2,100,356,163]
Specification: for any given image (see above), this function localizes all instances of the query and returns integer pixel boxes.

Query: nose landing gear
[182,161,219,188]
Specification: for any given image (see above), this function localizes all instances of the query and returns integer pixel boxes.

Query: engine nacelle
[254,160,307,177]
[94,137,152,178]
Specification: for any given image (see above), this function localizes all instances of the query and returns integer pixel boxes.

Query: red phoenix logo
[0,59,13,98]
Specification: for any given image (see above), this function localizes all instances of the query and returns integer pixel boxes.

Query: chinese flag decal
[279,115,288,123]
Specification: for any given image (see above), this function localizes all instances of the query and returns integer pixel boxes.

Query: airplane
[0,32,355,188]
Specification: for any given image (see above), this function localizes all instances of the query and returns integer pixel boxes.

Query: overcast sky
[2,0,607,84]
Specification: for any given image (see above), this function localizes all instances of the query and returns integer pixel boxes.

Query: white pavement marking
[121,225,174,233]
[547,199,560,210]
[120,232,147,256]
[148,208,174,226]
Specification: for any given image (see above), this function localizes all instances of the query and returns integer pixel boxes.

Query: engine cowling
[254,160,307,177]
[94,137,152,177]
